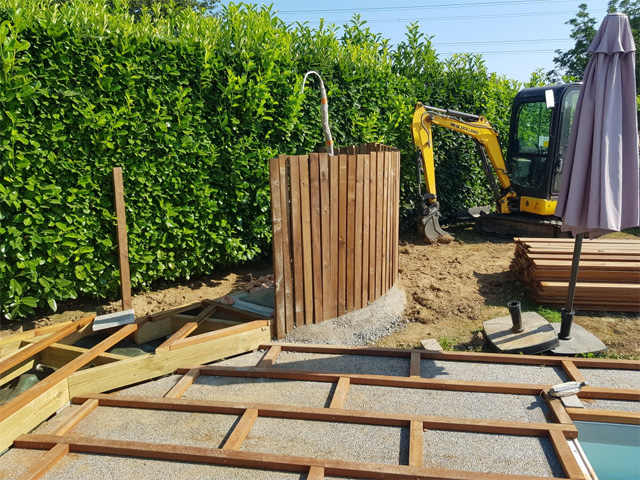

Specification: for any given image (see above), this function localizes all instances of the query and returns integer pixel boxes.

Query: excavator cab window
[551,88,580,194]
[508,101,552,192]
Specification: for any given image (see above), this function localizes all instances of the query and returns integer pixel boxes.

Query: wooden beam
[72,393,577,439]
[51,399,99,436]
[307,466,325,480]
[409,420,423,467]
[18,443,69,480]
[561,361,586,384]
[112,167,132,311]
[329,377,350,409]
[15,434,565,480]
[260,343,640,370]
[165,368,200,399]
[579,386,640,401]
[155,304,218,353]
[544,396,573,425]
[548,429,586,480]
[257,345,282,368]
[222,408,258,450]
[0,321,74,347]
[566,408,640,425]
[0,315,94,376]
[67,324,269,398]
[410,352,421,378]
[187,365,553,396]
[36,342,129,368]
[168,320,270,351]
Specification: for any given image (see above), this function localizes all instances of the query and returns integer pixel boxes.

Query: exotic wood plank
[257,345,282,368]
[269,156,286,338]
[289,157,305,328]
[338,154,348,316]
[375,151,384,299]
[18,442,69,480]
[353,155,364,310]
[73,393,577,438]
[409,420,423,467]
[346,154,357,312]
[112,167,132,311]
[165,368,200,399]
[548,429,586,480]
[222,408,258,450]
[544,397,573,425]
[307,466,325,480]
[279,155,294,334]
[299,157,314,326]
[0,315,94,376]
[319,153,332,322]
[381,151,389,294]
[561,361,585,384]
[15,434,563,480]
[50,399,99,436]
[368,152,378,301]
[409,352,421,378]
[361,154,370,308]
[263,342,640,370]
[566,408,640,425]
[329,377,351,409]
[168,320,269,351]
[329,154,339,320]
[310,153,324,323]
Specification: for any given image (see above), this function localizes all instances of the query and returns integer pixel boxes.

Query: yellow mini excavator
[411,83,581,241]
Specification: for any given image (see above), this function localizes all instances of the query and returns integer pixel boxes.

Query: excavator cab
[505,83,581,216]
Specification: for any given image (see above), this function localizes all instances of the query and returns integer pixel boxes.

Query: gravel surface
[273,351,409,376]
[40,453,305,480]
[0,448,42,479]
[580,368,640,390]
[185,376,334,408]
[241,417,409,466]
[70,406,237,449]
[584,398,640,413]
[423,430,564,477]
[282,286,406,346]
[420,360,568,385]
[344,384,550,423]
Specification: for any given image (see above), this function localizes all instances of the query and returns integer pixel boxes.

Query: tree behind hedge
[0,0,520,321]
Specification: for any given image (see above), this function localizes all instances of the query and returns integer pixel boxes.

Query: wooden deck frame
[0,301,272,452]
[7,341,638,479]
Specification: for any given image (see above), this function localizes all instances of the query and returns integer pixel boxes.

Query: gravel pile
[281,285,406,346]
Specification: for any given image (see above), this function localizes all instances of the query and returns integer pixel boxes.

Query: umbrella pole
[559,232,584,340]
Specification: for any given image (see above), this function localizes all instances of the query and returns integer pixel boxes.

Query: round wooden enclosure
[269,144,401,339]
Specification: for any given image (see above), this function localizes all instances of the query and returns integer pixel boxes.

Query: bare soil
[2,226,639,358]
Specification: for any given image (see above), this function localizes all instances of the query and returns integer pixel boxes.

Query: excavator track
[475,213,570,238]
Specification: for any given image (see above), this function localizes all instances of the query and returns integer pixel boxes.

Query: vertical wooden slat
[310,154,324,323]
[368,151,378,301]
[330,155,339,320]
[338,155,348,316]
[278,155,294,334]
[409,420,424,467]
[381,151,389,294]
[354,155,364,310]
[319,153,332,321]
[269,157,286,338]
[375,151,384,299]
[299,157,314,326]
[361,154,370,307]
[387,153,396,289]
[289,158,305,328]
[394,152,400,284]
[346,154,357,312]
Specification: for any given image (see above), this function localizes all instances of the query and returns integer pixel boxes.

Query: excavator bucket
[418,203,454,244]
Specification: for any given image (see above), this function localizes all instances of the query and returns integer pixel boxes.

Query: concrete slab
[483,312,559,354]
[550,323,607,356]
[237,287,275,309]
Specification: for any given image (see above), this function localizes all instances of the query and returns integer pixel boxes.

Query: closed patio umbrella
[554,12,639,340]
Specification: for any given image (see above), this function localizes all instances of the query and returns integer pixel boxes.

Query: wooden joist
[511,237,640,312]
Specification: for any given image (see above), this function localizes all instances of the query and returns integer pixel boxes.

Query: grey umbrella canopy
[554,12,639,341]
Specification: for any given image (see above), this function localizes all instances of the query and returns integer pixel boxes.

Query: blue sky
[220,1,612,83]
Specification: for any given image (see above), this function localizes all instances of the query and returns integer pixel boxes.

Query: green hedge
[0,1,521,321]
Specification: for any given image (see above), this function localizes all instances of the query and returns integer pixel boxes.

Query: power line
[273,0,584,15]
[434,39,572,46]
[440,49,560,56]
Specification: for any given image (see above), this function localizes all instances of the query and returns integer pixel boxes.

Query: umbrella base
[483,312,559,354]
[550,323,607,356]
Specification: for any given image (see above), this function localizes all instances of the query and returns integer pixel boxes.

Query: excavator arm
[410,103,516,241]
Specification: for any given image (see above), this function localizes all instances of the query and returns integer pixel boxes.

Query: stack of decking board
[510,237,640,312]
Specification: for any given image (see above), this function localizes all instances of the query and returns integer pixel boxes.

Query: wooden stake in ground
[93,167,135,330]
